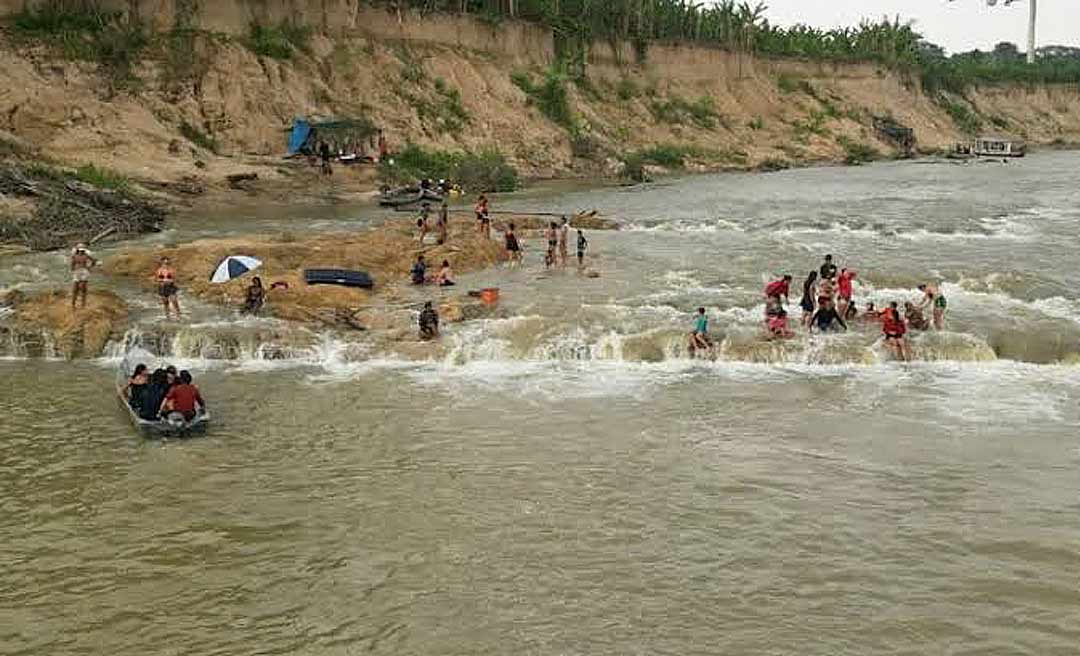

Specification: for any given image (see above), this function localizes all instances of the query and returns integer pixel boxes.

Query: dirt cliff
[0,4,1079,188]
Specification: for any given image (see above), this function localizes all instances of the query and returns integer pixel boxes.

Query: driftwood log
[0,165,166,251]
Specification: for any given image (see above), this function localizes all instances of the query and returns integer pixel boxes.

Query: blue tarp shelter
[287,119,312,156]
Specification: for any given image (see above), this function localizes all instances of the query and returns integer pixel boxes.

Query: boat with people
[116,350,210,438]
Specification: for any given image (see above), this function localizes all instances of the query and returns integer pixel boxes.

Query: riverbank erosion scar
[103,218,519,325]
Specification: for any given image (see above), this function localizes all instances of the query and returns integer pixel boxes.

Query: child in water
[768,309,794,340]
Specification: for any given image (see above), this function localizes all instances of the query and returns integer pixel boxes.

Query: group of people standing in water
[691,253,949,362]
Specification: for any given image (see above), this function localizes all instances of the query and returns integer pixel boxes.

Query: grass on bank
[246,20,311,60]
[511,69,576,130]
[379,144,519,193]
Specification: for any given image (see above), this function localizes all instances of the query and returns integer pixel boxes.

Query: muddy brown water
[3,153,1080,654]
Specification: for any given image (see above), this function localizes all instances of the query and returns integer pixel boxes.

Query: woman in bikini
[154,256,181,320]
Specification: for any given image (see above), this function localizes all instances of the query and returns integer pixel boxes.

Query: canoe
[116,348,210,438]
[304,268,375,289]
[117,389,210,439]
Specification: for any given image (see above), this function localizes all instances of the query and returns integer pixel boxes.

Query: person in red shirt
[160,370,205,421]
[881,302,911,362]
[764,275,792,305]
[836,268,857,316]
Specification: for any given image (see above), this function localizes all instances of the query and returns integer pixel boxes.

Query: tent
[287,119,312,156]
[284,117,378,158]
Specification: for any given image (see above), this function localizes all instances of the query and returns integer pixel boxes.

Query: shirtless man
[918,284,948,330]
[70,244,97,310]
[154,256,181,320]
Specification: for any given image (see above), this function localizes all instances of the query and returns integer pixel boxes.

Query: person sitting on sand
[160,370,205,421]
[768,309,794,340]
[882,302,912,362]
[70,243,98,311]
[435,260,455,287]
[904,301,929,331]
[154,256,181,320]
[411,255,427,285]
[810,298,847,333]
[419,301,439,340]
[689,307,713,353]
[244,276,265,315]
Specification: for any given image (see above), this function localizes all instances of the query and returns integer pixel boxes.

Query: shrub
[837,136,879,165]
[511,69,576,130]
[748,117,765,131]
[74,164,130,191]
[938,96,982,134]
[649,94,722,129]
[569,130,601,159]
[619,144,708,180]
[616,78,640,101]
[179,121,217,152]
[379,144,518,193]
[247,21,311,60]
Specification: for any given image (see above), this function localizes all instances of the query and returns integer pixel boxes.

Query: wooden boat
[116,349,210,438]
[117,390,210,439]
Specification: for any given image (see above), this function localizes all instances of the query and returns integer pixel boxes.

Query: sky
[753,0,1079,54]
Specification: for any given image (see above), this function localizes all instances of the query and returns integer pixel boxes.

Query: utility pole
[1026,0,1037,63]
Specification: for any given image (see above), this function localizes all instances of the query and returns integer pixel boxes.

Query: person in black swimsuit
[810,298,847,333]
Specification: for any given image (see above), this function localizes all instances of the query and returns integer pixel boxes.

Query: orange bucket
[479,287,500,305]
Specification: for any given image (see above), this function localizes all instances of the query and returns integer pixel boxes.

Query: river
[3,153,1080,655]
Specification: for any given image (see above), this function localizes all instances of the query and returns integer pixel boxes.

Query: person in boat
[904,301,929,331]
[504,222,523,265]
[244,276,265,315]
[882,302,912,361]
[768,309,794,340]
[160,370,205,422]
[764,275,792,309]
[810,298,847,333]
[689,307,713,352]
[419,301,439,340]
[819,254,838,280]
[417,203,431,245]
[141,368,170,421]
[435,260,455,287]
[436,201,449,245]
[70,243,98,311]
[154,256,181,320]
[836,268,857,316]
[799,270,818,328]
[411,254,427,285]
[165,365,179,388]
[576,230,588,269]
[558,217,570,266]
[918,284,948,330]
[122,364,150,414]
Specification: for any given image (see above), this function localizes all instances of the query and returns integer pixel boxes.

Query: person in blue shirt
[410,254,427,285]
[689,307,713,353]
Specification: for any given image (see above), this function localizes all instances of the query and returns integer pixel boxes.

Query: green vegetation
[406,78,471,132]
[837,136,879,165]
[938,96,982,134]
[11,3,147,89]
[620,144,712,181]
[74,164,130,191]
[246,20,311,60]
[648,95,723,129]
[616,78,640,101]
[179,121,217,153]
[379,144,518,192]
[511,69,576,130]
[748,117,764,131]
[368,2,1080,90]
